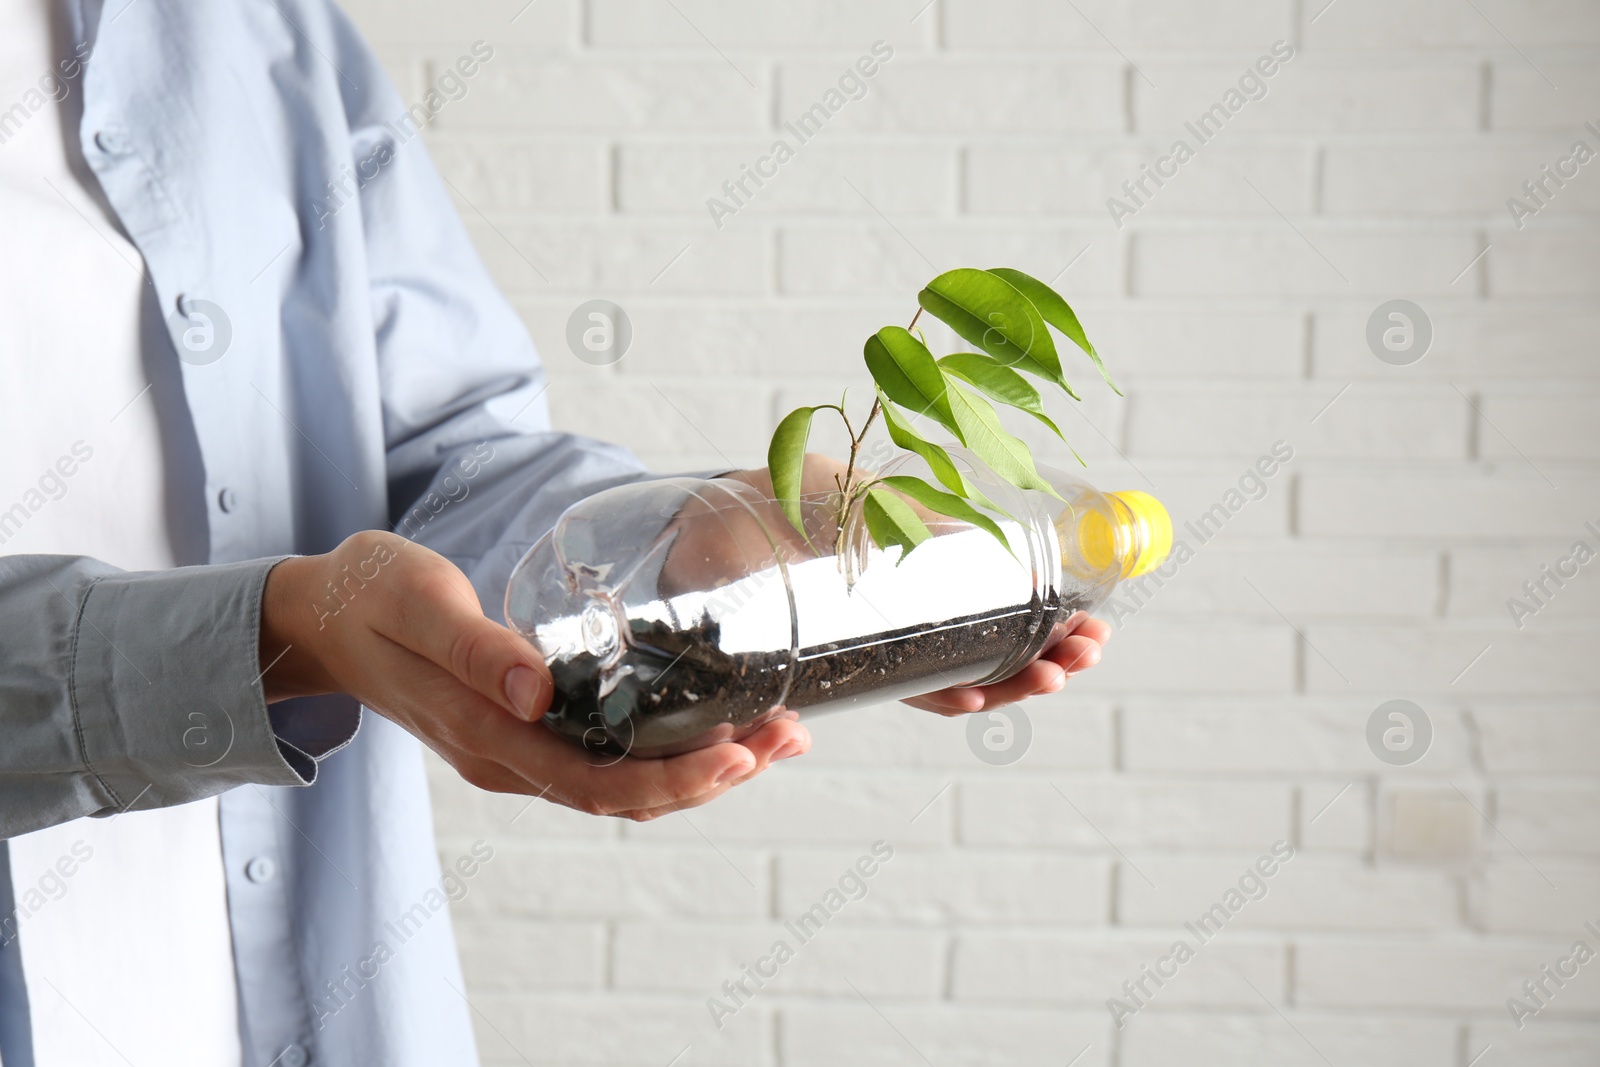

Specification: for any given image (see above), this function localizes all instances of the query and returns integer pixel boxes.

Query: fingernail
[772,741,804,762]
[1044,669,1068,693]
[504,665,545,721]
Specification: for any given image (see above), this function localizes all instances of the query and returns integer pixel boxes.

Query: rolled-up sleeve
[0,554,357,837]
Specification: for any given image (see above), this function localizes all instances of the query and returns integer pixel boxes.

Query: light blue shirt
[0,1,652,1063]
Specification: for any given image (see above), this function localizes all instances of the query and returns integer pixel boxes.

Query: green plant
[767,267,1119,559]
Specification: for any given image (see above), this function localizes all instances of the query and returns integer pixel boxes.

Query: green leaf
[879,392,1013,520]
[946,385,1059,497]
[768,405,817,537]
[878,475,1014,559]
[864,327,960,439]
[916,268,1065,391]
[939,352,1065,440]
[879,394,970,497]
[863,487,933,563]
[987,266,1120,396]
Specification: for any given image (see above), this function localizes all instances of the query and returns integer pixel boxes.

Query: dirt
[542,588,1080,758]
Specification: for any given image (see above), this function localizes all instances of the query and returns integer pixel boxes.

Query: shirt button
[93,128,130,155]
[278,1044,309,1067]
[217,487,239,513]
[245,856,277,883]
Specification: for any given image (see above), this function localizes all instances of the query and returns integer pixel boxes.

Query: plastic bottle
[505,449,1171,757]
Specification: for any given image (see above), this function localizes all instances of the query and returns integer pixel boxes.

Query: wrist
[260,554,337,703]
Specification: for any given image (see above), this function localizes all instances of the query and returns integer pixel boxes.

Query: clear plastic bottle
[505,450,1171,757]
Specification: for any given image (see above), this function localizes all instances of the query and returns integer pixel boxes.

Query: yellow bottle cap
[1110,491,1172,577]
[1072,491,1173,578]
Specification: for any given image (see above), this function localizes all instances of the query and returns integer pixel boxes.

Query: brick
[1475,707,1600,774]
[778,1004,1106,1067]
[1469,862,1600,934]
[454,918,604,990]
[778,60,1125,133]
[776,849,1110,924]
[1493,64,1600,131]
[1466,1021,1600,1067]
[454,844,768,919]
[612,922,942,997]
[778,224,1120,297]
[1451,544,1600,625]
[443,60,768,131]
[1095,467,1291,545]
[428,134,603,212]
[1134,61,1481,133]
[951,933,1286,1006]
[1492,230,1600,297]
[620,773,953,844]
[1126,384,1467,460]
[1114,545,1440,622]
[1306,0,1600,48]
[1496,785,1600,855]
[1302,624,1600,695]
[960,780,1291,849]
[1311,305,1600,381]
[799,695,1115,771]
[618,142,955,218]
[1300,778,1372,852]
[589,0,923,49]
[1299,475,1600,539]
[966,143,1315,220]
[342,0,572,48]
[1477,387,1600,460]
[1060,622,1297,693]
[536,378,772,471]
[469,993,764,1065]
[1131,228,1480,297]
[1123,702,1468,772]
[1122,1014,1457,1067]
[1323,143,1600,217]
[945,0,1292,51]
[1076,307,1305,380]
[1119,856,1458,931]
[1377,787,1484,864]
[468,221,769,295]
[516,297,899,379]
[1296,942,1600,1011]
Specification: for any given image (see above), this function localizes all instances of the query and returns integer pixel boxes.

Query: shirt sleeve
[0,554,357,838]
[321,16,662,617]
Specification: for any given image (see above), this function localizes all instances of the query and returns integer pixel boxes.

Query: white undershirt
[1,4,242,1065]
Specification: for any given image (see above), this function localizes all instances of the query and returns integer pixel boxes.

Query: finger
[618,718,812,821]
[379,560,553,721]
[1068,616,1113,646]
[1040,634,1104,675]
[716,716,810,784]
[902,685,986,716]
[506,721,760,815]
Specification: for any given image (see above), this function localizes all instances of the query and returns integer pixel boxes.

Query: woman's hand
[258,531,809,821]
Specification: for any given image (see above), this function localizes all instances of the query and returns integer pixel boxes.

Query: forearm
[0,554,352,837]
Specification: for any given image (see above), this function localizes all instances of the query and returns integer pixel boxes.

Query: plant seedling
[767,266,1119,560]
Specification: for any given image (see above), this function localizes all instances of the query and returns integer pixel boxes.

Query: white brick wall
[344,1,1600,1062]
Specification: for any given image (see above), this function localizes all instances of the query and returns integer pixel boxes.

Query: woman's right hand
[257,530,810,820]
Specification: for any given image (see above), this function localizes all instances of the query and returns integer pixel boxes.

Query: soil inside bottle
[543,587,1080,757]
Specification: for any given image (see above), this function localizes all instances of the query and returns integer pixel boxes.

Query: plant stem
[832,307,924,552]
